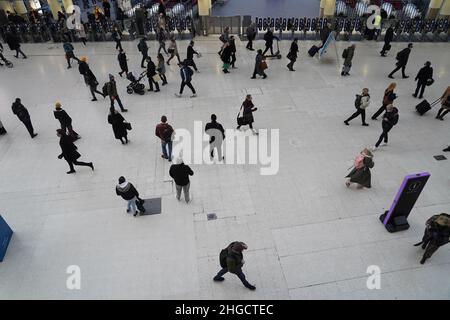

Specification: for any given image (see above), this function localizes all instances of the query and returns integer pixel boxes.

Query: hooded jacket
[225,242,247,274]
[116,181,139,201]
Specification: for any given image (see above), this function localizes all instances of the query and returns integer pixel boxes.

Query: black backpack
[354,94,362,108]
[162,125,174,142]
[219,248,228,268]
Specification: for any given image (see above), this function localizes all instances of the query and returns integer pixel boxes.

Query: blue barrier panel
[0,215,13,262]
[319,31,335,59]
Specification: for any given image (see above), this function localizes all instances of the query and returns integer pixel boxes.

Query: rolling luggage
[416,98,440,116]
[308,45,319,57]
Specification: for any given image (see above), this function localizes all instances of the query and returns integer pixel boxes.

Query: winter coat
[221,46,232,64]
[246,25,256,40]
[59,134,80,162]
[54,109,72,127]
[11,102,30,122]
[264,30,275,46]
[415,66,433,84]
[226,242,245,274]
[346,156,374,188]
[118,52,128,70]
[396,48,411,66]
[382,109,399,131]
[169,163,194,186]
[137,40,148,54]
[146,60,157,77]
[288,41,299,60]
[106,80,119,97]
[343,46,355,66]
[116,181,139,201]
[255,53,263,75]
[360,94,371,109]
[240,99,257,124]
[108,112,127,140]
[187,45,198,60]
[382,89,396,105]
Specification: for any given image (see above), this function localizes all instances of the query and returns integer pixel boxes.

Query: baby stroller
[126,71,146,95]
[0,52,13,68]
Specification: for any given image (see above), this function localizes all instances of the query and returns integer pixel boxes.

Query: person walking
[11,98,37,138]
[138,38,149,68]
[185,40,200,72]
[388,43,413,79]
[229,36,237,69]
[371,104,399,151]
[54,102,80,141]
[76,23,87,46]
[380,26,394,57]
[414,213,450,264]
[413,61,433,99]
[57,129,94,174]
[63,41,80,69]
[220,41,232,74]
[118,49,128,77]
[78,57,105,101]
[169,157,194,203]
[213,241,256,290]
[145,57,160,92]
[5,32,27,59]
[251,49,267,79]
[106,74,128,112]
[218,26,230,55]
[344,88,371,126]
[246,22,256,51]
[436,86,450,120]
[157,27,168,55]
[167,37,181,65]
[237,94,258,134]
[341,44,355,76]
[345,148,374,189]
[157,53,168,86]
[112,27,123,51]
[286,38,299,71]
[205,114,225,161]
[102,0,111,19]
[115,176,146,217]
[108,106,129,144]
[0,117,7,135]
[175,61,196,98]
[371,83,397,120]
[155,115,174,161]
[262,28,278,56]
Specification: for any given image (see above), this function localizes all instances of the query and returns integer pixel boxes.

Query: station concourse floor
[0,37,449,299]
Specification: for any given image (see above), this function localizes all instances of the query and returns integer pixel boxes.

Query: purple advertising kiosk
[380,172,430,233]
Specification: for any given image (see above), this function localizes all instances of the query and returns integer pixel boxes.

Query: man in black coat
[5,32,27,59]
[262,28,278,56]
[54,102,80,140]
[185,40,199,72]
[414,213,450,264]
[115,176,145,216]
[380,26,394,57]
[413,61,433,99]
[78,57,105,101]
[388,43,413,79]
[287,38,299,71]
[57,129,93,174]
[169,158,194,203]
[372,105,399,150]
[118,49,128,77]
[11,98,37,138]
[205,114,225,161]
[146,57,160,92]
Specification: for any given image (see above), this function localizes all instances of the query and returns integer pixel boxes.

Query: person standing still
[11,98,37,138]
[169,157,194,203]
[413,61,433,99]
[155,115,174,161]
[205,114,225,161]
[246,23,256,51]
[341,44,355,76]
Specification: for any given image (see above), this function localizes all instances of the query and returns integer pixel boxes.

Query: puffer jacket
[116,181,139,201]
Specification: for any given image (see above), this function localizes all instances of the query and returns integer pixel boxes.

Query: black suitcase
[308,45,319,57]
[416,98,440,116]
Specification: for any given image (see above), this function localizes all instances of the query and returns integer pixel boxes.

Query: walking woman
[286,38,299,71]
[372,104,399,151]
[251,49,267,79]
[57,129,94,174]
[221,42,232,74]
[237,94,258,134]
[371,82,397,120]
[107,106,129,144]
[79,57,105,101]
[118,49,128,77]
[436,86,450,121]
[157,53,168,85]
[167,37,180,65]
[345,148,374,189]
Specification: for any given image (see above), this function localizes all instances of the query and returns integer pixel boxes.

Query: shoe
[263,75,267,79]
[121,109,128,112]
[166,61,170,65]
[250,48,255,51]
[245,284,256,291]
[190,94,197,98]
[412,94,417,98]
[388,75,394,79]
[420,257,426,264]
[133,212,140,217]
[345,181,351,188]
[422,243,427,250]
[175,93,182,98]
[371,117,377,120]
[413,241,423,247]
[14,55,18,58]
[67,66,72,69]
[162,82,168,86]
[341,72,345,76]
[250,76,256,79]
[66,170,76,174]
[161,155,168,159]
[90,163,94,171]
[438,117,444,121]
[154,89,160,92]
[31,133,38,138]
[402,76,409,79]
[418,96,423,99]
[148,89,153,92]
[344,121,349,126]
[91,98,97,101]
[231,66,237,69]
[126,209,130,213]
[371,146,378,152]
[362,123,369,126]
[381,143,388,147]
[213,276,225,282]
[443,147,450,152]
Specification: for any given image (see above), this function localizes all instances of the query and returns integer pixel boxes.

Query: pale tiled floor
[0,37,449,299]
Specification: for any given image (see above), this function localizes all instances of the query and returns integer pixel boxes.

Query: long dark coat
[118,52,128,71]
[346,157,374,188]
[59,134,80,162]
[108,112,127,140]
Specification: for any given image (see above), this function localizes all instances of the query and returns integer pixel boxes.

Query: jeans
[215,268,252,288]
[167,53,180,65]
[90,84,104,99]
[375,128,391,147]
[176,182,190,202]
[161,140,172,160]
[127,196,138,213]
[372,103,387,120]
[180,81,196,94]
[110,95,125,111]
[345,108,366,124]
[414,82,426,98]
[389,64,407,77]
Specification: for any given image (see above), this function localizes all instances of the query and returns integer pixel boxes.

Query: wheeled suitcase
[416,98,440,116]
[308,45,319,57]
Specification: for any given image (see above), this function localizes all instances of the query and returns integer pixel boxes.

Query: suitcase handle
[430,98,441,106]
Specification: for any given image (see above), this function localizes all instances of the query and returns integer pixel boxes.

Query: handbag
[236,106,246,125]
[152,74,161,82]
[168,48,174,54]
[426,78,434,86]
[124,122,132,130]
[260,60,268,70]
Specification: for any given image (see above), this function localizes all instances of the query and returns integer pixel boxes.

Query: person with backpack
[57,129,94,174]
[371,83,397,120]
[388,43,413,79]
[79,56,105,101]
[436,86,450,121]
[344,88,370,126]
[414,213,450,264]
[185,40,200,72]
[237,94,258,134]
[371,104,399,151]
[341,44,355,76]
[137,38,149,68]
[213,241,256,291]
[175,61,196,98]
[106,74,128,112]
[63,41,80,69]
[205,114,225,161]
[112,27,123,51]
[54,102,80,141]
[11,98,37,138]
[167,37,181,66]
[286,38,299,71]
[117,49,128,77]
[108,106,129,144]
[413,61,433,99]
[251,49,267,79]
[169,157,194,203]
[262,28,278,56]
[380,25,394,57]
[155,115,174,161]
[246,22,256,51]
[146,57,160,92]
[220,41,232,74]
[345,148,374,189]
[115,176,146,217]
[218,26,230,55]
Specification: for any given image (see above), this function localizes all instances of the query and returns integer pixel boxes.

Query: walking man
[169,157,194,203]
[175,61,196,98]
[155,115,174,161]
[262,28,278,56]
[380,25,394,57]
[106,74,128,112]
[11,98,37,138]
[54,102,80,140]
[246,22,256,51]
[63,40,80,69]
[371,104,399,151]
[344,88,371,126]
[287,38,299,71]
[146,57,160,92]
[79,56,105,101]
[205,114,225,161]
[118,49,129,77]
[185,40,200,72]
[115,176,146,217]
[388,43,413,79]
[341,44,355,76]
[137,38,149,68]
[213,241,256,291]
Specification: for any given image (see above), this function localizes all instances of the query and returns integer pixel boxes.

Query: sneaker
[245,284,256,290]
[161,155,168,159]
[133,212,139,217]
[420,257,426,264]
[66,170,76,174]
[122,109,128,112]
[175,93,182,98]
[213,276,225,282]
[344,121,349,126]
[362,123,369,126]
[370,146,378,152]
[190,94,197,98]
[402,76,409,79]
[250,76,256,79]
[262,75,267,79]
[443,147,450,152]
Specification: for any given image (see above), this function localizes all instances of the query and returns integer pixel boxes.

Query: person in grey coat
[341,44,355,76]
